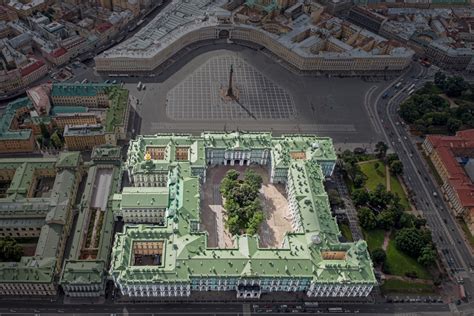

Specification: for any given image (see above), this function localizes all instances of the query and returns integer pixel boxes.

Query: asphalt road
[372,62,474,311]
[0,301,451,315]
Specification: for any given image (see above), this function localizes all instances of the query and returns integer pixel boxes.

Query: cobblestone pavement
[167,54,296,121]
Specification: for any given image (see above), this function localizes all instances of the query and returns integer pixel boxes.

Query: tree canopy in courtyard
[220,169,265,236]
[0,237,23,262]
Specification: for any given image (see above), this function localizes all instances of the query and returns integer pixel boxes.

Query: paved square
[166,54,296,121]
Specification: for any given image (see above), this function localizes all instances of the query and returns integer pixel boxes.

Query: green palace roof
[111,133,374,287]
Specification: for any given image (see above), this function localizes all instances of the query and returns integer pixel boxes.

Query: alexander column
[221,64,240,102]
[226,64,234,98]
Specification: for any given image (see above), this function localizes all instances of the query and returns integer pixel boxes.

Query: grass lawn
[381,279,435,294]
[390,176,410,210]
[385,238,431,279]
[363,229,384,252]
[358,160,410,210]
[339,223,353,242]
[359,161,386,191]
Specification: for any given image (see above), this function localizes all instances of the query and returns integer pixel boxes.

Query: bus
[406,83,415,91]
[304,302,319,312]
[408,89,415,95]
[459,284,466,301]
[328,307,343,313]
[420,59,431,67]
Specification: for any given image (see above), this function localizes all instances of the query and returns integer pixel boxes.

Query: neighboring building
[95,22,116,44]
[0,5,19,22]
[110,132,376,300]
[0,83,130,153]
[49,83,130,140]
[60,145,122,298]
[47,47,70,66]
[353,0,469,6]
[5,0,47,18]
[0,98,36,153]
[0,152,82,296]
[27,83,52,116]
[353,7,474,72]
[422,130,474,234]
[63,124,108,150]
[20,58,48,86]
[0,38,49,97]
[53,113,99,130]
[95,0,414,75]
[348,6,387,34]
[60,35,91,59]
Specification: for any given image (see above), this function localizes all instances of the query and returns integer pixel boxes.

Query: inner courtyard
[200,165,292,249]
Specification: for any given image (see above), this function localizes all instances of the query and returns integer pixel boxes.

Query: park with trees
[339,146,439,293]
[399,72,474,135]
[220,169,265,236]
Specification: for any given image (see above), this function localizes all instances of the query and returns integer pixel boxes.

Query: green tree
[398,212,415,228]
[340,158,360,182]
[220,169,265,236]
[444,76,468,97]
[414,216,427,229]
[39,123,50,139]
[389,160,403,176]
[375,141,388,159]
[36,135,44,148]
[357,207,377,230]
[220,170,240,198]
[328,189,345,209]
[434,71,447,89]
[386,153,399,166]
[244,169,262,191]
[418,245,437,267]
[0,238,23,262]
[371,248,386,265]
[447,117,462,134]
[226,215,240,235]
[394,228,429,258]
[351,189,370,206]
[353,173,366,188]
[51,132,62,149]
[377,210,396,230]
[374,162,380,170]
[368,184,394,209]
[246,211,264,236]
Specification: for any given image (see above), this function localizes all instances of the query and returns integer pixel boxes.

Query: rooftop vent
[311,234,322,245]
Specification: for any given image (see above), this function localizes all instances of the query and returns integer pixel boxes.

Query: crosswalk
[243,304,251,316]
